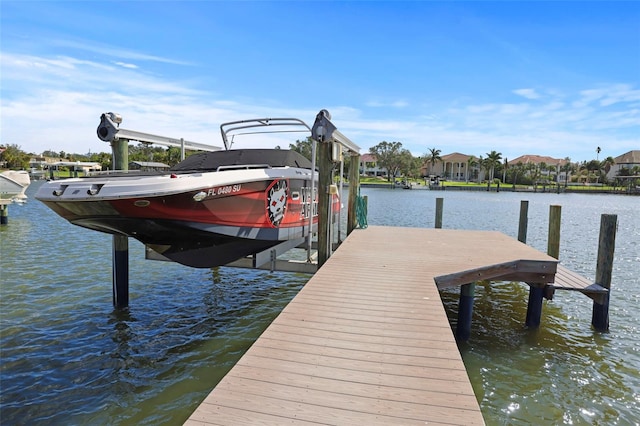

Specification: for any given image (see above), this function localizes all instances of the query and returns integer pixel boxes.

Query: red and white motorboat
[36,117,334,268]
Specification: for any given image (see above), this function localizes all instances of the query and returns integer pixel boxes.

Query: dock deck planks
[185,226,561,425]
[552,264,608,303]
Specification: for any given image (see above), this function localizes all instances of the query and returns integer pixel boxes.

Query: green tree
[399,149,419,179]
[485,150,502,182]
[369,141,404,181]
[466,156,478,183]
[538,162,549,186]
[508,161,525,188]
[501,157,508,183]
[559,158,573,188]
[42,150,59,158]
[583,159,600,183]
[164,147,184,166]
[523,162,540,190]
[0,144,30,170]
[89,152,113,170]
[289,137,315,161]
[601,156,616,184]
[424,147,442,177]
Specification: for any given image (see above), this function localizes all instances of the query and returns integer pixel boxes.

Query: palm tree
[601,156,616,184]
[485,150,502,188]
[539,162,549,188]
[560,158,573,188]
[424,148,442,177]
[526,162,540,191]
[502,158,508,183]
[465,156,477,183]
[510,161,525,188]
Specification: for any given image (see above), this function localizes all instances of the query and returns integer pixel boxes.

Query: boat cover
[170,149,313,172]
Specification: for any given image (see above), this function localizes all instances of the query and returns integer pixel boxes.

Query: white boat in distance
[0,170,31,204]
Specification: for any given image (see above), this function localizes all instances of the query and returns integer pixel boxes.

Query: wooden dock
[552,264,608,303]
[185,226,562,425]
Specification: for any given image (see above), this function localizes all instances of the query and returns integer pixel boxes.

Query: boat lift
[146,113,361,272]
[96,112,221,308]
[96,111,360,308]
[97,112,222,160]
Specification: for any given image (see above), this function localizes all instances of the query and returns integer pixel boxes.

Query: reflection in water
[441,281,636,425]
[1,183,638,425]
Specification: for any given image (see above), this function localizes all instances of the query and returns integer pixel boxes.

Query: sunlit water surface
[1,183,638,425]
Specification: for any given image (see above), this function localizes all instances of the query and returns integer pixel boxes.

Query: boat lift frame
[97,112,221,160]
[217,115,360,267]
[97,111,359,307]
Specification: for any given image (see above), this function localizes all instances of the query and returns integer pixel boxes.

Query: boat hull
[37,168,321,267]
[0,171,31,203]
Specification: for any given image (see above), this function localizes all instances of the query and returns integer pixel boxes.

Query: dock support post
[316,133,332,268]
[456,283,475,341]
[592,214,617,331]
[111,139,130,309]
[311,109,358,266]
[347,153,360,235]
[435,197,443,229]
[0,204,8,225]
[526,205,561,328]
[112,235,129,308]
[518,200,528,243]
[547,205,561,259]
[525,286,544,328]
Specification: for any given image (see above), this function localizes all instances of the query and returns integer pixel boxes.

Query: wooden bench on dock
[551,264,608,304]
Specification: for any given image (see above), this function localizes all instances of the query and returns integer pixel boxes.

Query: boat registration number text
[207,184,242,196]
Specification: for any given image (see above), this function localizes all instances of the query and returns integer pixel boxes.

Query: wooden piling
[0,204,8,225]
[518,200,529,243]
[592,214,617,331]
[112,235,129,308]
[432,196,476,341]
[456,283,476,341]
[111,139,129,309]
[547,205,562,259]
[525,203,562,328]
[435,197,443,229]
[525,287,545,328]
[347,153,360,235]
[317,140,332,268]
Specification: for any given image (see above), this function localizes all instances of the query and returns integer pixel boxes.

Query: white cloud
[365,99,409,108]
[52,39,194,66]
[114,62,138,69]
[513,88,541,100]
[1,51,638,164]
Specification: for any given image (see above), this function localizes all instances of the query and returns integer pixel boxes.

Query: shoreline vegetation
[15,169,639,195]
[358,176,640,195]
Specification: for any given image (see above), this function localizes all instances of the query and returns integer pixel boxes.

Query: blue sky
[1,1,638,163]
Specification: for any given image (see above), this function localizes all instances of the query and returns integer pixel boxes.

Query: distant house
[421,152,480,182]
[606,150,640,180]
[442,153,479,181]
[508,154,569,183]
[359,154,386,177]
[33,159,103,178]
[128,161,170,171]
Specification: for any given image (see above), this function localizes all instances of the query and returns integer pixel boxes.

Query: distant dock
[185,226,568,425]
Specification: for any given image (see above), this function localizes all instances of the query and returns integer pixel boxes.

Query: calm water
[1,182,638,425]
